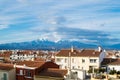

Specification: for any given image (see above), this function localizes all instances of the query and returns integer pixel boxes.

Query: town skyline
[0,0,120,46]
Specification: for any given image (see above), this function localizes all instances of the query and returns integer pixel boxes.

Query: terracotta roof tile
[0,63,14,71]
[39,68,67,77]
[16,61,45,68]
[56,49,101,57]
[101,58,118,65]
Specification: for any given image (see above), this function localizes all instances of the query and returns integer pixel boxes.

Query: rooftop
[0,63,14,71]
[56,49,101,57]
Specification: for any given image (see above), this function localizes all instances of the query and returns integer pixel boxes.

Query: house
[34,65,67,80]
[102,58,120,73]
[10,50,37,61]
[0,51,12,62]
[15,61,64,80]
[55,47,106,79]
[0,63,16,80]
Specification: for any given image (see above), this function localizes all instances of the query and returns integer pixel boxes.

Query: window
[20,70,23,75]
[56,58,61,62]
[72,66,75,69]
[90,59,97,63]
[26,70,32,77]
[72,58,74,63]
[3,73,7,80]
[82,67,84,70]
[65,58,67,63]
[82,59,85,63]
[65,66,67,69]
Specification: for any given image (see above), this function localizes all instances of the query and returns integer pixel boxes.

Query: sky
[0,0,120,46]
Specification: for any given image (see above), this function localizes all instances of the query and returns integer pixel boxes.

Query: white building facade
[55,47,106,79]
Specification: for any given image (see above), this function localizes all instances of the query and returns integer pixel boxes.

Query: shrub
[117,71,120,74]
[109,70,116,75]
[99,68,106,73]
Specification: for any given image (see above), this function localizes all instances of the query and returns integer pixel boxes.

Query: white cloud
[0,24,8,30]
[0,0,120,45]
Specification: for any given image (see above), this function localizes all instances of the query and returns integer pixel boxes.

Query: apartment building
[55,47,106,71]
[10,50,37,61]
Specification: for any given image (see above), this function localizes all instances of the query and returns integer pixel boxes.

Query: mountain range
[0,39,119,50]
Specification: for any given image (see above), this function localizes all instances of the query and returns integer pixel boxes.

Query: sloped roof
[38,68,67,78]
[101,58,120,66]
[16,61,45,68]
[0,63,14,71]
[56,49,101,57]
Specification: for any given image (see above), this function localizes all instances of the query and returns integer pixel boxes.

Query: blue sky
[0,0,120,45]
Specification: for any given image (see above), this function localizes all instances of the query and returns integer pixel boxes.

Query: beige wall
[34,75,64,80]
[0,69,16,80]
[8,69,16,80]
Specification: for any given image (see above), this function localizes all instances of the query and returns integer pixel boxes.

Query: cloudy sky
[0,0,120,45]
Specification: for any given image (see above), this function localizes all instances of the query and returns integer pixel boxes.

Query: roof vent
[98,46,102,52]
[71,46,74,52]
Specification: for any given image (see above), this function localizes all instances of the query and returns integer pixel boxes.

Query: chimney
[98,46,102,52]
[71,46,74,52]
[14,63,16,68]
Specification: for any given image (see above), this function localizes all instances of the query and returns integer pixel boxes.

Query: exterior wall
[8,69,16,80]
[71,69,86,80]
[0,69,16,80]
[16,67,35,80]
[10,54,35,61]
[0,70,8,80]
[107,65,120,72]
[34,75,64,80]
[55,56,99,71]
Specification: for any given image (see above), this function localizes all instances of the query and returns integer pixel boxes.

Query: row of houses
[0,61,67,80]
[55,47,120,79]
[0,47,120,80]
[0,50,55,62]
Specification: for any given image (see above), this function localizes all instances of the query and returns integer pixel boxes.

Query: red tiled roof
[0,51,12,57]
[56,49,81,57]
[0,63,14,71]
[80,49,101,57]
[34,58,46,61]
[56,49,101,57]
[16,61,45,68]
[101,58,119,65]
[38,68,67,78]
[108,59,120,65]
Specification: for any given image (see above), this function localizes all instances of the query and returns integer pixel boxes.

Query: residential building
[15,61,63,80]
[102,58,120,73]
[55,47,106,79]
[10,50,37,61]
[0,63,16,80]
[0,51,12,62]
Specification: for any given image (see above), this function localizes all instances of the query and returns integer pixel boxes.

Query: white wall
[55,56,100,71]
[108,65,120,72]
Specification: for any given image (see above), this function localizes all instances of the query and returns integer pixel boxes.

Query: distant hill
[0,40,119,50]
